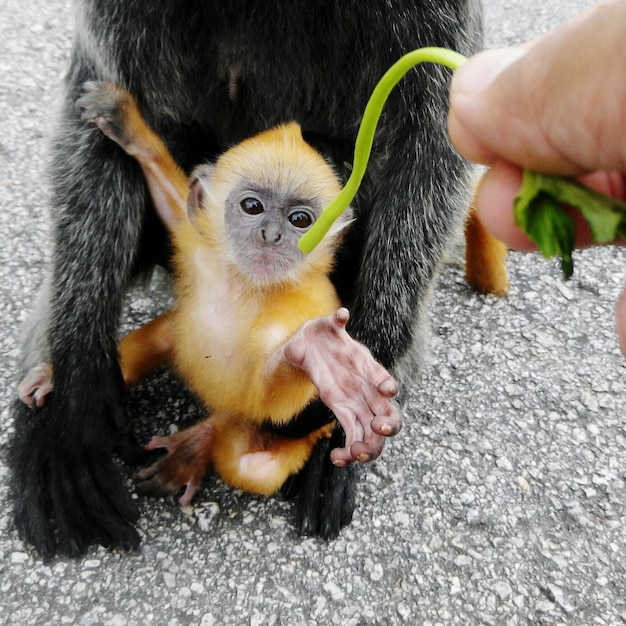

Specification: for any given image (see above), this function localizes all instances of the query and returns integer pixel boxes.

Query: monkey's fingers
[325,375,401,464]
[360,376,402,432]
[135,472,177,499]
[331,341,402,445]
[293,309,400,406]
[328,394,392,466]
[143,435,175,453]
[330,436,385,467]
[51,451,140,555]
[333,307,350,328]
[371,411,403,437]
[286,310,402,464]
[177,478,204,507]
[346,340,400,399]
[17,362,54,409]
[40,442,140,557]
[9,409,57,557]
[77,81,138,150]
[136,461,202,506]
[136,430,211,505]
[135,458,186,499]
[10,388,142,557]
[330,441,380,466]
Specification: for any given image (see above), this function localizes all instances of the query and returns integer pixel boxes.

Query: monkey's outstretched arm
[77,82,189,229]
[271,308,401,465]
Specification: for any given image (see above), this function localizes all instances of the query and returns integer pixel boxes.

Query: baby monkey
[18,82,399,504]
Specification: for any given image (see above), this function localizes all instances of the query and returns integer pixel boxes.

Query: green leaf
[514,188,575,278]
[514,170,626,278]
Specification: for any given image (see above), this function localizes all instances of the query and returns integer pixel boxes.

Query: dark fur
[9,0,483,556]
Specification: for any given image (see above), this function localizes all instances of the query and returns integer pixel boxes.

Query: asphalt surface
[1,0,624,624]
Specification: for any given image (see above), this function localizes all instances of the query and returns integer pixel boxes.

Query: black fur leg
[8,364,140,558]
[289,428,359,539]
[115,432,149,467]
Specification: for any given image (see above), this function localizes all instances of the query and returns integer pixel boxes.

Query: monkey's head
[187,123,351,287]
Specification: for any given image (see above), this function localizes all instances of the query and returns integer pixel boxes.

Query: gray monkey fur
[9,0,483,556]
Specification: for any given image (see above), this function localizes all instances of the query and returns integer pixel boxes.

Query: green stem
[298,47,467,253]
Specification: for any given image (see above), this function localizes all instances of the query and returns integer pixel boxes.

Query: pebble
[323,581,345,602]
[493,581,512,600]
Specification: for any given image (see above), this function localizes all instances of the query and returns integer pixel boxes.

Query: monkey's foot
[212,420,334,496]
[135,420,215,507]
[18,362,54,409]
[283,308,402,466]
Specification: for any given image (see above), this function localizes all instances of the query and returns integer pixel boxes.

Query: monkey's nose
[261,229,282,244]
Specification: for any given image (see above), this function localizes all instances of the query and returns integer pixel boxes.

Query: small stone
[397,603,411,619]
[10,552,30,564]
[323,581,345,602]
[393,511,411,527]
[496,456,514,471]
[369,563,384,582]
[467,509,481,525]
[493,581,512,600]
[454,555,471,568]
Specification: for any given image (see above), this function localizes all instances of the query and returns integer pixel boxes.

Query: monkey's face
[189,123,350,287]
[222,183,323,285]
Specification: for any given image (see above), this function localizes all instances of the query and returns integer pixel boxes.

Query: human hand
[447,0,626,349]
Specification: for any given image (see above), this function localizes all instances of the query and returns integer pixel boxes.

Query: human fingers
[473,162,536,250]
[474,161,626,250]
[449,0,626,175]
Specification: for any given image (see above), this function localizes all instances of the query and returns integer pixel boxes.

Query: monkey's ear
[187,164,214,227]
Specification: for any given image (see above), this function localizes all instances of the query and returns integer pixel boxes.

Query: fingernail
[452,47,527,97]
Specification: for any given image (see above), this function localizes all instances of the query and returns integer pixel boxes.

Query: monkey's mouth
[240,250,294,282]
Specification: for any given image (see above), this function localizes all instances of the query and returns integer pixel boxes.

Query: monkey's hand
[136,419,215,507]
[17,362,54,409]
[283,308,401,466]
[77,81,142,155]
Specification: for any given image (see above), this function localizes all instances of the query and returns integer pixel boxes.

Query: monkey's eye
[241,197,264,215]
[288,209,314,229]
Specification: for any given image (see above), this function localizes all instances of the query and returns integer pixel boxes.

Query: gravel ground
[1,0,624,624]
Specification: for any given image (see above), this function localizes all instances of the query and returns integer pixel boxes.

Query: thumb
[449,0,626,176]
[448,47,526,166]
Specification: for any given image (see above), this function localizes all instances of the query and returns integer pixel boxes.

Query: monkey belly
[179,350,319,424]
[171,307,319,424]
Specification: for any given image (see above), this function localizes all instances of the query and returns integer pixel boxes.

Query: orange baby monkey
[49,81,398,504]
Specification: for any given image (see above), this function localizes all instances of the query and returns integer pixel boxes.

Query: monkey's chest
[175,276,264,368]
[171,276,297,417]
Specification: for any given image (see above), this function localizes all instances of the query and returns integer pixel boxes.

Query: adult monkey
[10,1,483,557]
